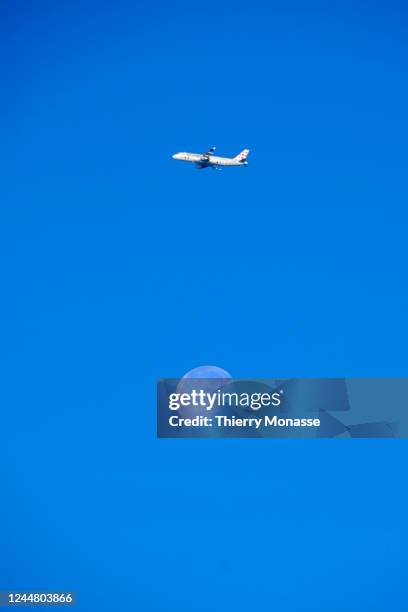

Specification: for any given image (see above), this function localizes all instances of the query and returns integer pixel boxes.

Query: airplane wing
[201,146,216,159]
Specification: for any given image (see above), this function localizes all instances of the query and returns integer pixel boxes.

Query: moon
[181,365,232,380]
[176,365,232,417]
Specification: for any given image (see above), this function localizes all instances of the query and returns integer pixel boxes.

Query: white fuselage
[172,152,248,167]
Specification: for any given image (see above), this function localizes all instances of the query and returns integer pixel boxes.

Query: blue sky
[2,1,408,610]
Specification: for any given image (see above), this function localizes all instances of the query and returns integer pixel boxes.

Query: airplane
[172,147,249,169]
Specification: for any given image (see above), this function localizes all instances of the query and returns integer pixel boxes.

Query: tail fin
[234,149,249,162]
